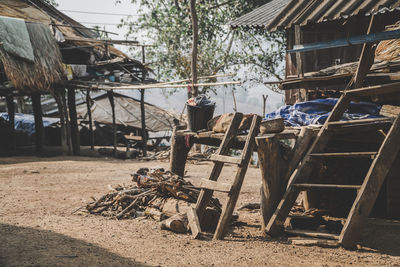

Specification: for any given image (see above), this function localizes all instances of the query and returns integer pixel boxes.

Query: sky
[56,0,285,117]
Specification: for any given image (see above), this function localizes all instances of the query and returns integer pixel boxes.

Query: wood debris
[85,167,221,220]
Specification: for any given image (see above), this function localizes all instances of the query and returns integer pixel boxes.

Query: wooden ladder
[187,112,262,240]
[266,83,400,248]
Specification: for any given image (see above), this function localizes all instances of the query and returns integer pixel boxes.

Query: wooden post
[62,89,72,154]
[189,0,199,98]
[86,90,94,150]
[68,88,80,155]
[256,136,282,233]
[141,45,148,157]
[295,25,307,102]
[107,91,117,157]
[6,95,15,151]
[31,93,44,153]
[54,90,69,155]
[169,126,192,177]
[262,94,269,116]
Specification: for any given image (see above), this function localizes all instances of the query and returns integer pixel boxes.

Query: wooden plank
[292,184,361,190]
[124,135,143,141]
[310,152,377,158]
[327,117,393,126]
[199,179,232,193]
[209,154,242,165]
[257,136,282,233]
[187,206,201,239]
[289,238,340,247]
[195,113,243,221]
[213,115,262,240]
[286,229,339,240]
[346,81,400,97]
[340,114,400,248]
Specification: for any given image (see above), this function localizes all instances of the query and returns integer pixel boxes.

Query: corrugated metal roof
[230,0,291,28]
[267,0,400,31]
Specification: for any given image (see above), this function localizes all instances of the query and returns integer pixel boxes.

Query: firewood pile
[149,149,214,163]
[85,167,221,221]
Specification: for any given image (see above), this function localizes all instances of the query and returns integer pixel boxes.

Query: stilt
[140,89,147,156]
[86,90,94,150]
[54,90,68,155]
[6,95,15,151]
[32,93,44,153]
[107,91,117,157]
[68,88,80,155]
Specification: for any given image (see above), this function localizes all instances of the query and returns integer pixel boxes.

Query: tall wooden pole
[107,91,117,157]
[32,93,44,153]
[86,90,94,150]
[54,90,68,155]
[68,88,80,155]
[6,95,15,151]
[141,45,148,157]
[189,0,199,98]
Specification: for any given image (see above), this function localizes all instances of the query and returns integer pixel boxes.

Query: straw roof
[0,22,64,93]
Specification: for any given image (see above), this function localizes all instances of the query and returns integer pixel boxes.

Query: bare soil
[1,156,400,266]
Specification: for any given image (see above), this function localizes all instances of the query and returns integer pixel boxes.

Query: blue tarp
[0,113,59,136]
[265,98,382,127]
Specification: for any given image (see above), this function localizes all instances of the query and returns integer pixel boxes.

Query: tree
[43,0,58,6]
[118,0,285,95]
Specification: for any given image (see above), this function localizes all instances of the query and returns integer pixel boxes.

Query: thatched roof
[0,0,145,93]
[0,22,64,93]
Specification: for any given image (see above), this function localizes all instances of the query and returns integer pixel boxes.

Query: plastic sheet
[265,98,382,126]
[0,113,59,136]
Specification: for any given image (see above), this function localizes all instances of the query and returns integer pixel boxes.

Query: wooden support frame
[6,95,15,151]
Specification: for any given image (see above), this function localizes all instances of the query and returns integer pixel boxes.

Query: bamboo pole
[68,81,241,91]
[32,93,44,153]
[141,45,148,157]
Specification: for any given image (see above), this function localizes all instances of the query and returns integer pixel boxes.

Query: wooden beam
[199,179,233,193]
[32,93,44,153]
[68,88,80,155]
[288,29,400,53]
[54,90,68,155]
[345,81,400,97]
[107,91,117,157]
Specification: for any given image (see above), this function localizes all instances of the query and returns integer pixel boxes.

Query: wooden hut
[0,0,148,155]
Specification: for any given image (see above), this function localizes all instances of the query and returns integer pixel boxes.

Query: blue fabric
[265,98,382,127]
[0,113,59,136]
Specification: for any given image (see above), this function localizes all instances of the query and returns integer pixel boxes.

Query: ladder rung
[292,184,361,190]
[199,178,233,193]
[210,154,242,165]
[310,152,377,158]
[286,229,340,240]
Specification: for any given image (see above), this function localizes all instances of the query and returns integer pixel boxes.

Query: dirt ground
[1,156,400,267]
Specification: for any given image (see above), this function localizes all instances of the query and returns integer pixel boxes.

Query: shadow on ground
[0,223,150,266]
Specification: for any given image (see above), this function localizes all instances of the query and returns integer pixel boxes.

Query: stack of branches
[0,23,64,93]
[85,167,221,220]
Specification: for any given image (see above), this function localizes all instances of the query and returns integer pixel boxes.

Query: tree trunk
[107,91,117,157]
[189,0,199,98]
